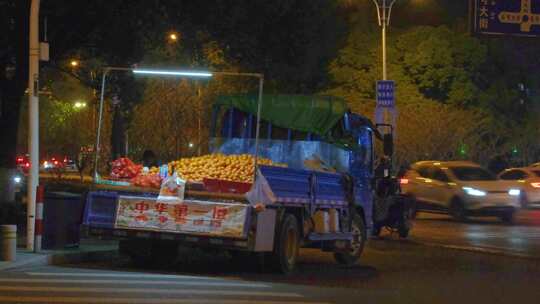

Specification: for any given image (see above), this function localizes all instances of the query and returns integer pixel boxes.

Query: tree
[0,0,29,168]
[129,32,253,162]
[17,67,112,179]
[325,24,497,166]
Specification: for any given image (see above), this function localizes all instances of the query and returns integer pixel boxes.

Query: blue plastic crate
[83,191,120,229]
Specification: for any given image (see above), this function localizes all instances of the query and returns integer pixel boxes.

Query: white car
[401,161,521,223]
[498,167,540,208]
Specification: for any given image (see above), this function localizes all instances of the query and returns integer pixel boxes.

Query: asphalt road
[4,205,540,303]
[6,237,540,304]
[407,209,540,257]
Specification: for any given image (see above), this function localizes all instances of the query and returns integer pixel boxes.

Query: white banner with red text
[114,196,249,238]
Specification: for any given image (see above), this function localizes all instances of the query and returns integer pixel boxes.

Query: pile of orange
[168,154,285,183]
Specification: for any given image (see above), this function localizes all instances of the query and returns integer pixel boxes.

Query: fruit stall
[98,153,286,197]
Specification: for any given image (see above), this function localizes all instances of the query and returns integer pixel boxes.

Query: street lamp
[168,33,179,42]
[372,0,398,81]
[93,68,264,181]
[70,60,80,68]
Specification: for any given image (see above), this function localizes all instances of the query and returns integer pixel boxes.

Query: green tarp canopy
[214,95,349,137]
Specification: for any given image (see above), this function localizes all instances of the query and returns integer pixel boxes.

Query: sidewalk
[0,238,119,271]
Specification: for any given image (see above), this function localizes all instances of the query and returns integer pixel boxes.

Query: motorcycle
[371,163,415,238]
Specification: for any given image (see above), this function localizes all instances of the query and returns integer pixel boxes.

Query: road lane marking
[0,286,301,298]
[0,296,329,304]
[25,272,231,281]
[0,278,269,288]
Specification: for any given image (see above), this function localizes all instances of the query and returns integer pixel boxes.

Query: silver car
[498,167,540,208]
[401,161,521,223]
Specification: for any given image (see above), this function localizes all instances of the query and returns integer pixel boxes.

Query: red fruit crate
[203,178,252,194]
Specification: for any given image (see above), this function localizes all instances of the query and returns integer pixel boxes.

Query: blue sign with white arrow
[474,0,540,37]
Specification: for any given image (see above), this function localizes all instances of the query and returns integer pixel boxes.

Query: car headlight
[508,189,521,196]
[13,176,22,184]
[462,187,487,197]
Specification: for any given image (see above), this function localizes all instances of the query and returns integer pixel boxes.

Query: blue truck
[82,95,405,273]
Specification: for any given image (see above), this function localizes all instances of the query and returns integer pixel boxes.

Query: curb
[0,249,118,271]
[409,239,540,260]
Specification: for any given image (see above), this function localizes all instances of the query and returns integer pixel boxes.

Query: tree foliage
[325,23,540,166]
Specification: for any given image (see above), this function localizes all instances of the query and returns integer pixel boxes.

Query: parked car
[498,167,540,208]
[401,161,521,223]
[530,162,540,168]
[42,156,77,172]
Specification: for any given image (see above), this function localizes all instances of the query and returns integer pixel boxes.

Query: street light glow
[133,69,213,77]
[74,101,87,109]
[70,60,79,67]
[169,33,178,41]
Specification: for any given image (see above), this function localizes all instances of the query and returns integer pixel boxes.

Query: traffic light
[459,144,467,156]
[512,147,518,155]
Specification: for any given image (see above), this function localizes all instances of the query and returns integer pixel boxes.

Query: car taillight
[531,182,540,188]
[54,160,59,165]
[16,157,23,163]
[400,178,409,185]
[25,162,30,168]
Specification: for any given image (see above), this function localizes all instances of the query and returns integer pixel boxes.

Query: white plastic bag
[246,170,276,206]
[157,172,186,203]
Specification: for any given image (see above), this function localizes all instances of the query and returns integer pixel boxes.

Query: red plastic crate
[203,178,252,194]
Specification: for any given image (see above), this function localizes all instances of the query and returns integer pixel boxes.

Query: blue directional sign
[376,80,395,108]
[474,0,540,37]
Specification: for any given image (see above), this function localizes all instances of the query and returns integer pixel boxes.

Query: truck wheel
[334,214,366,266]
[449,198,467,221]
[398,200,414,238]
[270,213,300,274]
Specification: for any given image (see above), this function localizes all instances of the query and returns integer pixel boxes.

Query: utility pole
[27,0,40,251]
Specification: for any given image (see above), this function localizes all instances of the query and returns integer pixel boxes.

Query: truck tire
[270,213,300,274]
[334,214,366,266]
[398,199,414,238]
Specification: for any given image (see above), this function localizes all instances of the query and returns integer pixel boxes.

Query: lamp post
[372,0,398,81]
[92,68,264,181]
[372,0,398,136]
[27,0,40,251]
